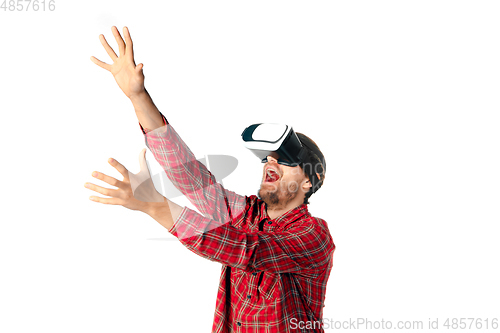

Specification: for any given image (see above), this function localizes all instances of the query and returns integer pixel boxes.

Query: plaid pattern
[140,116,335,332]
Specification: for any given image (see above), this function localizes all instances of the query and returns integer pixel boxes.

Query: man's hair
[296,133,326,205]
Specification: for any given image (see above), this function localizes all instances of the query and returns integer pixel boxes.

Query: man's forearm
[144,198,184,232]
[130,89,165,131]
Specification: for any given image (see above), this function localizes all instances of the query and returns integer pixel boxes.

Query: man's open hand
[90,26,145,99]
[85,149,165,212]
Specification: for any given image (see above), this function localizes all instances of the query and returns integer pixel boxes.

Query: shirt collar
[260,201,310,226]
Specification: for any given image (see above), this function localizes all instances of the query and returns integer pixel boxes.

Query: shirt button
[237,322,241,326]
[268,221,272,225]
[252,272,257,276]
[247,295,251,299]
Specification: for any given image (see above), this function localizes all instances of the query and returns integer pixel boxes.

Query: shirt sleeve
[169,205,335,274]
[138,113,169,134]
[140,113,247,227]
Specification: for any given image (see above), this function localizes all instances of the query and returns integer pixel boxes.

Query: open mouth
[265,168,280,183]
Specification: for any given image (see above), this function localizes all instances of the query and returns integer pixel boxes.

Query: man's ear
[302,177,313,190]
[303,172,322,191]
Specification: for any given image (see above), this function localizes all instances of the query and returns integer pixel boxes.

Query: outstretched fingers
[123,26,135,62]
[108,158,130,179]
[99,34,118,61]
[90,33,118,71]
[91,171,125,189]
[85,159,130,205]
[112,26,126,57]
[89,196,122,205]
[91,26,140,72]
[90,56,111,71]
[85,182,121,200]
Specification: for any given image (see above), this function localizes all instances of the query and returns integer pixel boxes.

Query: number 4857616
[1,0,56,11]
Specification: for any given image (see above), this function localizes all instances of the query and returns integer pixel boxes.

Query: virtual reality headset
[241,123,308,167]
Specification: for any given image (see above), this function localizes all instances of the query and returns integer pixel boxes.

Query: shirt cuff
[168,206,230,241]
[140,113,178,150]
[138,112,169,134]
[167,206,189,234]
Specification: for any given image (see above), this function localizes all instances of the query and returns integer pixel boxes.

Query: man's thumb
[138,148,148,170]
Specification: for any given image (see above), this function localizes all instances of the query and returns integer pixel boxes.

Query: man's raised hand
[90,26,145,99]
[85,149,165,213]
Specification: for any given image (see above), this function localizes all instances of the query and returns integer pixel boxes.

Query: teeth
[266,169,279,181]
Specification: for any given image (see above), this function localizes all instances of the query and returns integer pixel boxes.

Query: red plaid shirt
[140,116,335,333]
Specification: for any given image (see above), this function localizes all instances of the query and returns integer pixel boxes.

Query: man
[86,26,335,333]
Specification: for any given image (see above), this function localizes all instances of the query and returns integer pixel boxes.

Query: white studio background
[1,1,499,332]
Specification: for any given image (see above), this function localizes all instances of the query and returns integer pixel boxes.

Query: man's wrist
[145,199,176,231]
[129,88,165,131]
[129,89,149,105]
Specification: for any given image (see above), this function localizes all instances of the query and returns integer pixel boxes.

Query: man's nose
[267,156,278,163]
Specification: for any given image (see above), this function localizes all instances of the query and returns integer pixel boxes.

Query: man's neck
[265,200,304,220]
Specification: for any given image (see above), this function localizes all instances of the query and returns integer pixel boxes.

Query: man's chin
[258,182,277,194]
[258,181,299,208]
[258,184,279,206]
